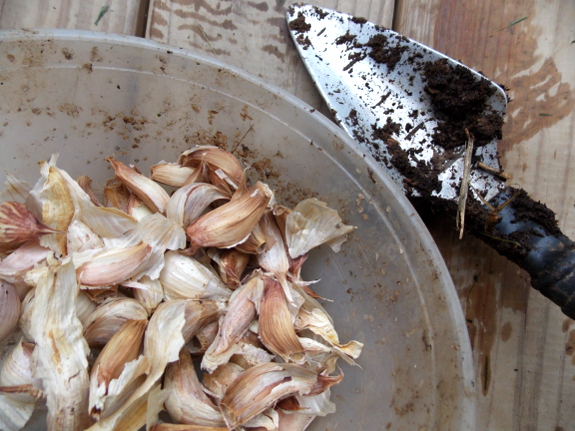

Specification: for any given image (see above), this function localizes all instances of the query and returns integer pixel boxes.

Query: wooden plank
[145,0,395,111]
[395,0,575,430]
[0,0,145,35]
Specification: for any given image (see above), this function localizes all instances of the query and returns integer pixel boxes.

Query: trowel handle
[483,187,575,318]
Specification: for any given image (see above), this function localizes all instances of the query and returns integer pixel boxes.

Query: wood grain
[396,0,575,430]
[0,0,145,35]
[145,0,394,112]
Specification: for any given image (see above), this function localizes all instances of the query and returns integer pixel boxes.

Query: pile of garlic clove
[0,146,362,431]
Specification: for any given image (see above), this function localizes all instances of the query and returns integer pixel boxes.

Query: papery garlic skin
[178,146,245,192]
[219,362,341,429]
[0,338,44,402]
[29,260,91,431]
[186,181,273,253]
[76,240,153,287]
[83,297,149,348]
[151,162,195,188]
[121,276,164,313]
[259,275,305,363]
[107,157,170,214]
[0,173,31,204]
[201,272,263,373]
[89,319,148,421]
[202,362,245,403]
[166,182,229,229]
[160,251,232,301]
[26,155,75,256]
[164,349,226,427]
[0,280,21,342]
[285,198,356,259]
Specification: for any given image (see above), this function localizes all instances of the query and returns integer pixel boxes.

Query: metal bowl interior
[0,30,475,431]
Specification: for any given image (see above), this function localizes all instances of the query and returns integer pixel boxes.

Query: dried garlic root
[0,145,362,431]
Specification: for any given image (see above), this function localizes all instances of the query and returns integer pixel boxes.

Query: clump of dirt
[365,34,408,72]
[370,118,442,196]
[335,31,356,45]
[422,58,503,149]
[288,12,312,49]
[288,12,311,34]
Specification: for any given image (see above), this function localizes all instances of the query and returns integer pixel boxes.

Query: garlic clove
[201,271,263,373]
[181,299,223,343]
[105,213,186,281]
[76,291,98,326]
[0,390,39,431]
[104,178,131,212]
[166,182,229,229]
[89,319,148,421]
[0,280,20,342]
[76,240,153,288]
[202,362,245,403]
[160,251,232,301]
[92,354,150,422]
[277,409,315,431]
[83,297,149,348]
[234,217,268,255]
[0,338,44,403]
[272,205,291,242]
[178,146,245,191]
[121,276,164,313]
[219,363,331,429]
[257,213,289,277]
[209,248,250,289]
[186,181,273,253]
[127,194,154,222]
[258,275,305,363]
[164,349,226,427]
[91,319,148,386]
[107,157,170,214]
[67,219,105,254]
[0,238,49,287]
[150,162,195,187]
[0,201,59,252]
[189,320,218,355]
[285,198,356,259]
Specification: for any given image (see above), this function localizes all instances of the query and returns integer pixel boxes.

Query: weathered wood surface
[0,0,146,35]
[146,0,394,114]
[396,0,575,430]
